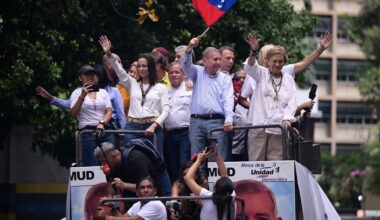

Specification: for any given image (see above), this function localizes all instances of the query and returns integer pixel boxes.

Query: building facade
[289,0,376,154]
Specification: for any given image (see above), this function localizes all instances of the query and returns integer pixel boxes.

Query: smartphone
[165,201,182,212]
[89,84,99,92]
[205,137,217,153]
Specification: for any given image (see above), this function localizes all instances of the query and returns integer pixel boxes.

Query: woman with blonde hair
[243,33,298,161]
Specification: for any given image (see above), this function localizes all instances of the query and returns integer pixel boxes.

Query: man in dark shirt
[94,141,171,199]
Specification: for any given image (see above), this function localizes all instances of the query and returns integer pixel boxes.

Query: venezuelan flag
[192,0,237,27]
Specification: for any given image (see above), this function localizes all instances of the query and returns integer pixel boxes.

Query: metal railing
[75,129,157,165]
[100,195,246,220]
[209,124,291,160]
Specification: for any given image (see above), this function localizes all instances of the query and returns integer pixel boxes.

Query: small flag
[192,0,237,27]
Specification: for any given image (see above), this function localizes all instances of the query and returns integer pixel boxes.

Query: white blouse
[110,56,170,126]
[244,60,297,134]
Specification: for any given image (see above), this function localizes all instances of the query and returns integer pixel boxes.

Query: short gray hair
[175,45,187,55]
[202,47,220,59]
[94,142,117,160]
[102,53,120,65]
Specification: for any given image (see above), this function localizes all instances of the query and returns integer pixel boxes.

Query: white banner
[207,160,295,182]
[69,166,108,220]
[69,166,106,187]
[208,161,296,220]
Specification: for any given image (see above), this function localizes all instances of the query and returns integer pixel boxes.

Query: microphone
[309,84,317,100]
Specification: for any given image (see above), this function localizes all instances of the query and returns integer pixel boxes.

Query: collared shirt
[180,53,234,123]
[165,82,192,130]
[241,64,295,123]
[159,72,171,88]
[244,60,297,134]
[110,55,170,127]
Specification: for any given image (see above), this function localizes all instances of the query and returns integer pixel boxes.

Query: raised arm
[244,33,265,82]
[214,149,228,177]
[184,151,208,196]
[180,37,201,81]
[245,33,260,67]
[99,35,133,90]
[293,31,332,74]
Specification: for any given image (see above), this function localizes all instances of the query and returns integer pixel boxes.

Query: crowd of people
[36,32,331,219]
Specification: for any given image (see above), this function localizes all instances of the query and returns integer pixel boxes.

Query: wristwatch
[99,120,105,126]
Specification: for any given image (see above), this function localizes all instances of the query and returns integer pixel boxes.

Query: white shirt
[70,88,111,129]
[127,200,167,220]
[165,82,192,130]
[200,188,236,220]
[244,61,297,134]
[241,64,295,123]
[110,56,170,126]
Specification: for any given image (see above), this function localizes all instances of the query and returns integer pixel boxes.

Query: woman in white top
[244,33,298,161]
[99,36,169,156]
[69,64,113,166]
[184,149,236,220]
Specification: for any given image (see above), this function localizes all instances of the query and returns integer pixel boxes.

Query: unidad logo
[251,167,280,177]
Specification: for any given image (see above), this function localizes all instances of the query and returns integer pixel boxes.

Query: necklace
[140,83,153,106]
[270,73,283,101]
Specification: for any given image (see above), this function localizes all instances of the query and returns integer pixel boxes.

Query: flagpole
[199,27,210,38]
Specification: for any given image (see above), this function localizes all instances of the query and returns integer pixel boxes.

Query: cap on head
[78,64,98,76]
[152,47,169,61]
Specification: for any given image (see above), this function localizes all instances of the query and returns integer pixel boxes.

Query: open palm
[99,35,112,55]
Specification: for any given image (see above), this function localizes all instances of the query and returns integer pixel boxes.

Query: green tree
[346,0,380,196]
[349,0,380,121]
[0,0,317,166]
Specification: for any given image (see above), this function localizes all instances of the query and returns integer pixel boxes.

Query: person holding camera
[184,148,236,220]
[69,64,114,166]
[97,177,167,220]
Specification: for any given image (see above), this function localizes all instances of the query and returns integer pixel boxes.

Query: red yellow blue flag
[192,0,237,27]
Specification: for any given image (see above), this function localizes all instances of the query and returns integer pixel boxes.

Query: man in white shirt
[165,62,192,181]
[97,177,167,220]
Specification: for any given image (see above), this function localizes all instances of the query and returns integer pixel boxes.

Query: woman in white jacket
[244,33,297,161]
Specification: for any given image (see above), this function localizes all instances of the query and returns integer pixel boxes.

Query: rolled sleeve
[180,53,197,81]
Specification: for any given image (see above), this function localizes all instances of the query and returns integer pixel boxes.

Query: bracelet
[78,97,85,101]
[250,48,259,56]
[317,46,324,54]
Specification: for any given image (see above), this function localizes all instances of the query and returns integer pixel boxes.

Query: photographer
[69,64,113,166]
[97,177,167,220]
[94,140,171,205]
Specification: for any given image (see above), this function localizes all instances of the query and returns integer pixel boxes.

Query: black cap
[78,64,97,76]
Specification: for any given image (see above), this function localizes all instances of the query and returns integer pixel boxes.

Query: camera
[165,201,182,212]
[205,137,217,153]
[89,84,99,92]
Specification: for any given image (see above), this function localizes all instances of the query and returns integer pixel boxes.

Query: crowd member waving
[244,33,297,161]
[69,64,114,166]
[184,148,236,220]
[99,35,169,156]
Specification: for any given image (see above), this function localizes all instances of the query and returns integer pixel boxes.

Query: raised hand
[246,33,260,50]
[99,35,112,55]
[35,86,53,101]
[319,31,332,50]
